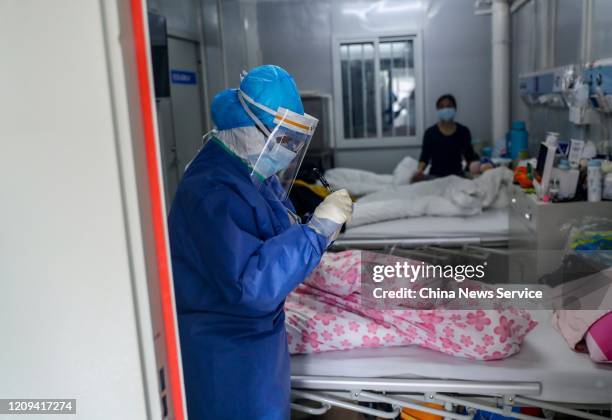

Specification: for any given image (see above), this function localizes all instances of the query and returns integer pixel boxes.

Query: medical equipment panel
[518,66,575,107]
[301,92,334,170]
[584,59,612,113]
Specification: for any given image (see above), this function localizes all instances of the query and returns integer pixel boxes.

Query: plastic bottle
[556,159,571,200]
[603,173,612,200]
[549,179,560,201]
[558,159,570,171]
[587,159,603,202]
[545,132,560,148]
[506,121,529,160]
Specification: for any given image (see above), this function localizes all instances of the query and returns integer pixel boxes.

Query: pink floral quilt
[285,250,537,360]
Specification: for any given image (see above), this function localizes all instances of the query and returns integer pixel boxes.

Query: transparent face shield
[238,90,318,201]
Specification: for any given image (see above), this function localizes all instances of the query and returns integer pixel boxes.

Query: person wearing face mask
[411,94,479,182]
[168,65,353,419]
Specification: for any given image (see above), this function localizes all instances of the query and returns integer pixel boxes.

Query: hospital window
[339,38,417,143]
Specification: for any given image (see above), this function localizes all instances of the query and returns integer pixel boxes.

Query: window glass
[340,42,376,139]
[379,40,415,137]
[340,38,416,141]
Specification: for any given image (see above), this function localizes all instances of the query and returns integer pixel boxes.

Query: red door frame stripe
[129,1,185,419]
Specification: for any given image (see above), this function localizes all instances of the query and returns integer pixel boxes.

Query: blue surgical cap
[211,65,304,131]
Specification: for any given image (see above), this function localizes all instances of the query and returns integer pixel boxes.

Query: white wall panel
[511,0,612,152]
[592,0,612,61]
[554,0,583,66]
[258,0,492,171]
[148,0,199,35]
[0,0,152,418]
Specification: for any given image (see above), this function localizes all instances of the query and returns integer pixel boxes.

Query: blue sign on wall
[171,70,197,85]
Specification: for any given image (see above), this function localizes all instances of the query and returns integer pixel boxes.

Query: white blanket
[325,157,418,196]
[348,167,514,228]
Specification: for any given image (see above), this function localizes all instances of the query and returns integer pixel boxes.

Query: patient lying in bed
[348,167,514,228]
[285,250,537,360]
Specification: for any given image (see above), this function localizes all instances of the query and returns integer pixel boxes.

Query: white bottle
[587,160,602,202]
[549,179,560,201]
[545,132,560,148]
[603,173,612,201]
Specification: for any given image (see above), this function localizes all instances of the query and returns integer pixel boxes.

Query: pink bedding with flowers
[285,250,537,360]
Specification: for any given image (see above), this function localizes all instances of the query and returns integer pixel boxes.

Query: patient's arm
[411,161,427,183]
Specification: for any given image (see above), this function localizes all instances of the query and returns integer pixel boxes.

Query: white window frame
[332,32,424,149]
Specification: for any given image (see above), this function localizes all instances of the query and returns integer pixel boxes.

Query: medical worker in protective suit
[168,65,353,419]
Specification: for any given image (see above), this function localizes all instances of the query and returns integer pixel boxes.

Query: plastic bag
[561,216,612,268]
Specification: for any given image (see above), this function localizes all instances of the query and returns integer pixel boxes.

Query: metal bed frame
[305,232,610,418]
[332,235,510,250]
[292,241,610,419]
[290,375,611,419]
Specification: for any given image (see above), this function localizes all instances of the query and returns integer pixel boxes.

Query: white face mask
[249,143,297,179]
[437,107,456,122]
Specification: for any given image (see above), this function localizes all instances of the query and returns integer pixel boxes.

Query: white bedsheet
[349,168,513,228]
[291,310,612,404]
[342,208,509,240]
[325,157,418,197]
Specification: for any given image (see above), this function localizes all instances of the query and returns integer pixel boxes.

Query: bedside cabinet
[509,186,612,282]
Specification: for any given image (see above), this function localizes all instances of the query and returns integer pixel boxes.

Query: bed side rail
[291,376,610,420]
[291,375,540,395]
[332,236,509,249]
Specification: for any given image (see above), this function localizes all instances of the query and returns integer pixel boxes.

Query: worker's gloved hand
[314,189,353,224]
[307,189,353,246]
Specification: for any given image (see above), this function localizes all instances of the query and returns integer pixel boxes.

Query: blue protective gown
[168,138,326,420]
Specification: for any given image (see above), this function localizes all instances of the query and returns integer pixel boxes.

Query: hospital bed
[335,208,510,249]
[290,310,612,419]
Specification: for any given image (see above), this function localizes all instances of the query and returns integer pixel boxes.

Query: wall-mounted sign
[171,70,197,85]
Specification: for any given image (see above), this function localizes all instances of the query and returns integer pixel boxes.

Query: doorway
[156,35,205,207]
